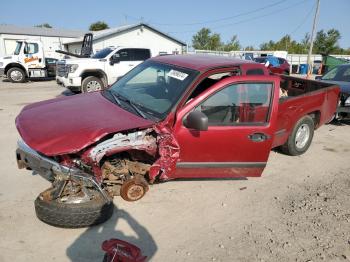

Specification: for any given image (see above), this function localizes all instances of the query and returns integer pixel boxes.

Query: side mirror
[315,75,322,80]
[184,111,208,131]
[110,56,120,65]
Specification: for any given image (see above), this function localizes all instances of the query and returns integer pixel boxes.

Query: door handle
[128,64,134,66]
[248,132,270,142]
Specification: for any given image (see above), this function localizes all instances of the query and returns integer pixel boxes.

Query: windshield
[253,57,267,63]
[105,61,198,119]
[14,42,23,55]
[92,48,115,59]
[322,65,350,82]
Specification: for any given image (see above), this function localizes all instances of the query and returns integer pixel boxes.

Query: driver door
[107,49,134,84]
[23,42,45,68]
[173,76,280,179]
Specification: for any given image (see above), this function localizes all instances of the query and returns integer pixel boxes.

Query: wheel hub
[10,70,23,81]
[120,176,149,201]
[295,123,310,149]
[86,80,102,92]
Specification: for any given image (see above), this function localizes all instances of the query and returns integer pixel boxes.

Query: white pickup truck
[56,47,151,93]
[0,40,57,82]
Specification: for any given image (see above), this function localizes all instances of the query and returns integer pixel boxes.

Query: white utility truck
[56,47,151,93]
[0,40,58,82]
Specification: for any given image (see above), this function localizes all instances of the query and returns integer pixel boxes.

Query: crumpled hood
[16,92,154,156]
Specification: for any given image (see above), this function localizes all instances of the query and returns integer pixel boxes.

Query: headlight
[345,96,350,106]
[69,64,79,73]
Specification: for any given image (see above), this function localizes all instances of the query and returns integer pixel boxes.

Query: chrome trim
[16,140,111,202]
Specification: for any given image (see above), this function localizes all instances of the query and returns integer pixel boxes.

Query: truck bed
[272,76,339,148]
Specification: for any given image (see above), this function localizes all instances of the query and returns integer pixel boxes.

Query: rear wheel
[82,76,104,93]
[7,67,26,83]
[280,115,314,156]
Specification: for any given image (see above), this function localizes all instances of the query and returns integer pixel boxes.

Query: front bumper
[337,106,350,114]
[56,75,82,92]
[15,140,111,201]
[16,140,61,181]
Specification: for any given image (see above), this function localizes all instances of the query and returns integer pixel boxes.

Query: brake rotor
[120,175,149,201]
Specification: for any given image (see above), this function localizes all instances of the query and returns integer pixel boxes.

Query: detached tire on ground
[7,67,26,83]
[82,76,104,93]
[34,194,114,228]
[280,115,315,156]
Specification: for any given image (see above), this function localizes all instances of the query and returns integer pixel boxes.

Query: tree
[313,29,341,55]
[260,40,275,51]
[35,23,52,28]
[89,21,109,31]
[260,34,308,54]
[244,45,255,51]
[223,35,241,51]
[192,28,222,50]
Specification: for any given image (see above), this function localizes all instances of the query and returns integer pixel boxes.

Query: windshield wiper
[108,91,147,119]
[106,89,121,106]
[124,99,147,119]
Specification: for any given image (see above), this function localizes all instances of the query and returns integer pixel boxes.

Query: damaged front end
[16,123,180,203]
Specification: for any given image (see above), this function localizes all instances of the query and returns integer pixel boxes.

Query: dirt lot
[0,79,349,262]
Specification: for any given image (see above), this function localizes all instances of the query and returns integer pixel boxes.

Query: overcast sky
[1,0,349,48]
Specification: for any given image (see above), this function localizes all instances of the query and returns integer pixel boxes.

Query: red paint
[173,75,280,178]
[15,92,153,155]
[149,121,180,182]
[152,54,260,72]
[15,55,340,181]
[268,58,290,74]
[102,239,147,262]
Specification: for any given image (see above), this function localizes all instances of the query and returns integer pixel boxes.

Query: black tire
[280,115,314,156]
[7,67,26,83]
[34,194,114,228]
[81,76,104,93]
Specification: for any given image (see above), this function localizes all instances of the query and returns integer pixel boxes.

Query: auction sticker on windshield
[167,69,188,81]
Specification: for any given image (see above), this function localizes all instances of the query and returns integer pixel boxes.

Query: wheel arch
[80,70,107,87]
[5,63,28,77]
[307,110,321,129]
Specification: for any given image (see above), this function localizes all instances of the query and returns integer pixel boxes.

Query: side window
[187,68,242,101]
[246,68,265,75]
[195,83,273,126]
[116,49,131,61]
[277,58,285,65]
[24,43,38,54]
[134,49,151,61]
[339,67,350,81]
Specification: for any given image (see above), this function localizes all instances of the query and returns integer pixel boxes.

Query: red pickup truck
[15,55,339,228]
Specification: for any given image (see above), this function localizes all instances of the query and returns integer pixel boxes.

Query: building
[0,24,84,58]
[64,23,186,57]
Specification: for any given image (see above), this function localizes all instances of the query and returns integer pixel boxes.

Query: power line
[289,1,316,36]
[165,0,309,35]
[149,0,288,26]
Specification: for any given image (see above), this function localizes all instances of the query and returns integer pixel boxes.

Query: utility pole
[307,0,320,77]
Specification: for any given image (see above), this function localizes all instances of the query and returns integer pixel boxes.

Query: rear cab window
[187,67,242,102]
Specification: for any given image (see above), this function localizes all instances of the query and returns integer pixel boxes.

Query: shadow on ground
[57,89,76,97]
[66,207,157,262]
[2,77,56,83]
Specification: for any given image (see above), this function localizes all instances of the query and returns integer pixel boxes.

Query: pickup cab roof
[151,54,262,72]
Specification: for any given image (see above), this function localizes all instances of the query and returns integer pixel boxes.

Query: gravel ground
[0,79,349,262]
